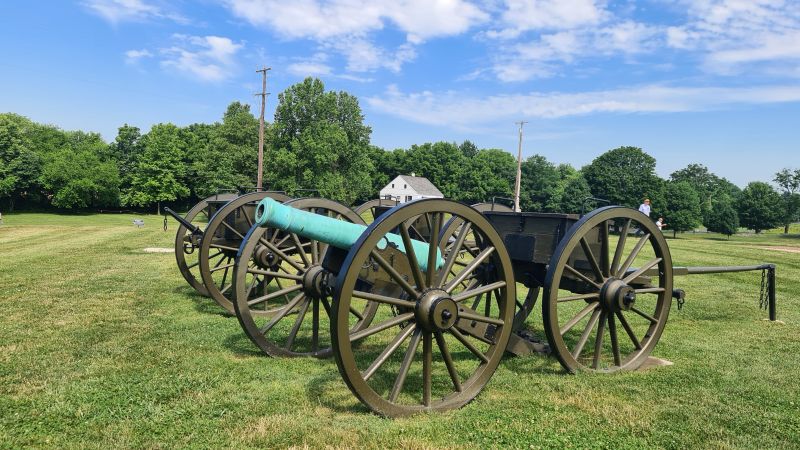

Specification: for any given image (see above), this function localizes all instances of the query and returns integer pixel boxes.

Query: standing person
[638,198,651,217]
[656,217,666,232]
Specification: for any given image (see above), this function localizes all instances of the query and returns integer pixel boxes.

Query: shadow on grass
[222,331,265,357]
[305,369,372,415]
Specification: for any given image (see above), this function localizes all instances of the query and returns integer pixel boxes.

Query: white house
[379,174,444,203]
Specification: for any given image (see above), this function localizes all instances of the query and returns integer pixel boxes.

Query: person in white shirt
[638,198,651,217]
[656,217,666,231]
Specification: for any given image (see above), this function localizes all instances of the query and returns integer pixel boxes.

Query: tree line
[1,77,798,235]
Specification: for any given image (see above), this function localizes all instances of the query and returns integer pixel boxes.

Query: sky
[1,0,799,187]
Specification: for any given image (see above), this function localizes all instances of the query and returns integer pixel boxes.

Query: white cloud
[159,35,244,82]
[223,0,487,72]
[82,0,187,24]
[667,0,800,73]
[498,0,608,32]
[125,48,153,63]
[366,84,800,128]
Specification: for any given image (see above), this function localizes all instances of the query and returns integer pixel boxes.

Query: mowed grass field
[1,213,798,449]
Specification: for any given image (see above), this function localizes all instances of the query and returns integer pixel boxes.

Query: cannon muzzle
[255,198,443,271]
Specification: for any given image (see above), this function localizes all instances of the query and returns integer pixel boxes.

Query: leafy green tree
[519,154,560,211]
[268,78,373,204]
[773,168,800,234]
[737,182,782,233]
[400,142,465,200]
[0,114,41,211]
[458,148,515,203]
[40,133,120,209]
[663,181,702,238]
[558,172,593,214]
[705,195,739,238]
[582,146,663,208]
[108,124,143,190]
[459,140,478,158]
[122,123,189,213]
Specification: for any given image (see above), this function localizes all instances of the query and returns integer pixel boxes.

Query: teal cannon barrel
[255,198,443,271]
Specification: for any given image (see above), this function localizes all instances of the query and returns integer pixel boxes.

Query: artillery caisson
[245,197,777,417]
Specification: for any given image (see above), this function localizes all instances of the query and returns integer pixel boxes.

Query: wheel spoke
[608,313,621,366]
[559,301,599,336]
[615,311,642,349]
[370,250,419,300]
[247,268,302,281]
[209,243,239,252]
[349,304,364,320]
[349,312,415,342]
[557,293,600,303]
[242,206,254,227]
[399,222,427,291]
[573,308,601,359]
[260,293,306,334]
[248,283,303,307]
[209,262,235,273]
[436,222,472,287]
[451,281,507,303]
[259,239,304,272]
[449,327,489,363]
[580,237,604,282]
[631,306,658,324]
[362,324,417,381]
[422,332,432,406]
[291,233,310,267]
[352,290,416,309]
[444,246,496,294]
[311,298,320,352]
[622,257,663,283]
[635,287,665,294]
[611,219,631,275]
[616,233,650,278]
[592,311,607,369]
[426,212,442,287]
[285,298,311,349]
[389,328,422,403]
[458,308,504,327]
[600,221,611,277]
[220,220,245,240]
[563,264,602,290]
[435,331,462,392]
[311,240,319,264]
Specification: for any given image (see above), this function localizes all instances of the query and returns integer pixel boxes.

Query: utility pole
[513,120,528,212]
[255,67,271,190]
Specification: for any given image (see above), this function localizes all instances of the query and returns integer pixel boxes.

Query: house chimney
[411,172,415,177]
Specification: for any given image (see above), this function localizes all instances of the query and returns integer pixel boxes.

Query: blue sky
[1,0,799,187]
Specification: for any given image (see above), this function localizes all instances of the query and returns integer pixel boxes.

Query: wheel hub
[253,245,278,270]
[600,278,636,312]
[416,289,458,332]
[302,264,327,299]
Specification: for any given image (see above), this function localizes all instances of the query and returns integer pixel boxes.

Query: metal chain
[759,269,768,310]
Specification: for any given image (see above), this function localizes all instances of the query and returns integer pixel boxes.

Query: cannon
[165,193,416,314]
[228,197,778,417]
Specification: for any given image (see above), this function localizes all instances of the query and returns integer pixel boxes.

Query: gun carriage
[230,197,776,417]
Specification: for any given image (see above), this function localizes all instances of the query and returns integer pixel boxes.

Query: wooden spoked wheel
[331,200,515,417]
[543,206,673,373]
[174,193,238,297]
[438,202,535,331]
[354,198,398,224]
[198,191,291,314]
[232,198,377,358]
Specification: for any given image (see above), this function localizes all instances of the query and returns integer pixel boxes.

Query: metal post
[768,264,777,321]
[513,121,527,212]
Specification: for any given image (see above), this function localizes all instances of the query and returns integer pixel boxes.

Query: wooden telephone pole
[255,67,271,189]
[513,120,528,212]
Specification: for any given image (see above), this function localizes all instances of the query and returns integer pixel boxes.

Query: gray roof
[398,175,444,197]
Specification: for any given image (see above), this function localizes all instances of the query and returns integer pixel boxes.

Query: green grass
[1,213,798,449]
